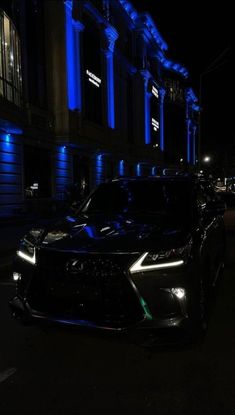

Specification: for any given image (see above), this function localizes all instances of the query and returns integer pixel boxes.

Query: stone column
[140,70,151,145]
[159,87,166,152]
[73,20,85,111]
[102,27,118,129]
[64,1,84,111]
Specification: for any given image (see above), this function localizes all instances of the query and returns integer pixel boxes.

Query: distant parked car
[10,175,226,342]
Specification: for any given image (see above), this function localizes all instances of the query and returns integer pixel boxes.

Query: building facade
[0,0,199,216]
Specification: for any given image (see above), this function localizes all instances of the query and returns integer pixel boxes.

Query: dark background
[132,0,233,175]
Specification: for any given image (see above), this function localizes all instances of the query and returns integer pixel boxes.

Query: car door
[197,182,224,285]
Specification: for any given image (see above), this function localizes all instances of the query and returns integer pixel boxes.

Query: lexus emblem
[66,259,85,275]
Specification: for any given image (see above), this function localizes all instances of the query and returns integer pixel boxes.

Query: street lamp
[203,156,211,163]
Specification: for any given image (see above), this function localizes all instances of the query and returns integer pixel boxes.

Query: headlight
[129,244,191,274]
[42,230,69,244]
[22,228,44,246]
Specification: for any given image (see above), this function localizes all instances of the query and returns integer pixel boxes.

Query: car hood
[33,213,192,254]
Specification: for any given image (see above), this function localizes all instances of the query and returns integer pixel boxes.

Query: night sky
[132,0,232,170]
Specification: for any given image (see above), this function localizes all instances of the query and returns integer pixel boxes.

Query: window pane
[0,79,3,96]
[0,15,3,78]
[3,15,11,83]
[0,11,22,105]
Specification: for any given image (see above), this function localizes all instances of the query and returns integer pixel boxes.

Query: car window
[82,180,192,219]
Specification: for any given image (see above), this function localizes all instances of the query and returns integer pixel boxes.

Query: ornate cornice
[157,51,189,78]
[73,20,85,32]
[137,13,168,52]
[103,26,119,53]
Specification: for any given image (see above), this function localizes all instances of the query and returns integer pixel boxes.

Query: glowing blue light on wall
[141,13,168,51]
[157,51,189,78]
[145,93,151,145]
[96,154,103,186]
[64,1,83,111]
[1,133,15,161]
[119,0,138,22]
[104,27,118,129]
[136,163,141,177]
[119,160,125,176]
[106,51,115,129]
[159,88,165,151]
[151,167,157,176]
[55,146,72,198]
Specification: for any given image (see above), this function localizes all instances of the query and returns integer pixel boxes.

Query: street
[0,213,235,414]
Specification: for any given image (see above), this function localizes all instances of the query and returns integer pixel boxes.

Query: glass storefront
[0,10,22,106]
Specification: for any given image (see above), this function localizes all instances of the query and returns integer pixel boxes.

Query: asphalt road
[0,216,235,414]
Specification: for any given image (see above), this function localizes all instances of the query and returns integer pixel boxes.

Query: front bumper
[10,252,197,332]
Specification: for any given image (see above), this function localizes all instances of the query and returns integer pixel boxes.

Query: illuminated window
[0,10,22,106]
[164,78,184,104]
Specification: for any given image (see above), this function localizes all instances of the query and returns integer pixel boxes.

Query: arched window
[0,10,22,106]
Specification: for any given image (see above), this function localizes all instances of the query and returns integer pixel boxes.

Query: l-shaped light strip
[17,249,36,265]
[129,252,184,274]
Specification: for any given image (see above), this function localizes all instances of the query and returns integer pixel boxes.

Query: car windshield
[81,180,192,219]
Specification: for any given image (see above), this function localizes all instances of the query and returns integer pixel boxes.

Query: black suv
[10,175,226,340]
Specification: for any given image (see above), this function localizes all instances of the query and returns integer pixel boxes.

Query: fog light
[171,288,185,299]
[13,272,22,281]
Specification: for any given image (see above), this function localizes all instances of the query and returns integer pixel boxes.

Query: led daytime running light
[129,252,184,274]
[17,249,36,265]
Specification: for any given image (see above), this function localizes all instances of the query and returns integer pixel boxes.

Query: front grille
[26,250,144,328]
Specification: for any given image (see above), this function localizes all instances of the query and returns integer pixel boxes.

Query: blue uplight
[104,27,118,129]
[144,93,151,145]
[119,160,125,176]
[96,154,103,186]
[136,163,141,177]
[55,145,71,198]
[151,167,157,176]
[64,1,83,111]
[107,54,115,128]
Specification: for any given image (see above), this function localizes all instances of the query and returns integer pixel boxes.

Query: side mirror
[205,200,226,216]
